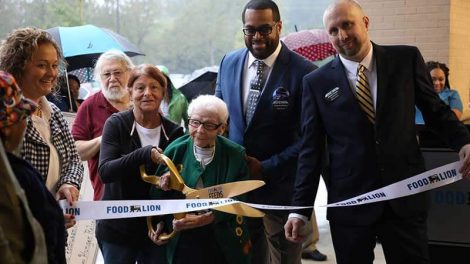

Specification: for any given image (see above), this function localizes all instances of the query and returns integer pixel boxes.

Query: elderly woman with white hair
[149,95,252,264]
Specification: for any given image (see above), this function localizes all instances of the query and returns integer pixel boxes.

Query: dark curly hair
[426,61,451,89]
[0,27,65,86]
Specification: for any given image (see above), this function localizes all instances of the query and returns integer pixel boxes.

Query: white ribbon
[60,161,462,220]
[60,198,239,221]
[325,161,461,207]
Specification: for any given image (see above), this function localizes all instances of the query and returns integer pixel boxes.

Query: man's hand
[245,155,263,180]
[459,143,470,180]
[284,217,306,243]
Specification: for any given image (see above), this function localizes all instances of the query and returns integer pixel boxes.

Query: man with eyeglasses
[215,1,316,263]
[71,49,134,201]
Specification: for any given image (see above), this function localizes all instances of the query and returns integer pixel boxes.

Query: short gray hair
[93,49,134,82]
[188,95,228,124]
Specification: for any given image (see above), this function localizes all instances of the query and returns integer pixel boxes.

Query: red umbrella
[282,29,336,62]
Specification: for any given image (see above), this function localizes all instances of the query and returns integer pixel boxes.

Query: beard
[102,86,128,101]
[245,38,278,60]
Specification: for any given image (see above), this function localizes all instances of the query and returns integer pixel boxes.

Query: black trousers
[330,204,429,264]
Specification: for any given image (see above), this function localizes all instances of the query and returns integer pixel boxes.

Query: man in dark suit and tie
[215,1,316,263]
[285,1,470,264]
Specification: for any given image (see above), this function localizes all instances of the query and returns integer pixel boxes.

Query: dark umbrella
[179,69,218,102]
[46,24,144,71]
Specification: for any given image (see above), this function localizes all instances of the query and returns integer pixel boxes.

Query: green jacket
[152,135,252,264]
[166,87,188,129]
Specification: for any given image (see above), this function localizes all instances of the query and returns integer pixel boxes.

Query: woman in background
[427,61,463,119]
[66,74,83,112]
[157,65,188,129]
[416,61,463,123]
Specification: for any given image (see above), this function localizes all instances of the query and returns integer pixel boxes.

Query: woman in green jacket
[158,65,189,129]
[150,95,251,264]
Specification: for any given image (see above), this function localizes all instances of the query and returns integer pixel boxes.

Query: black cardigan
[97,109,184,245]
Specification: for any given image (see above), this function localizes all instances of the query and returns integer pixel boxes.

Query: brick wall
[359,0,470,114]
[361,0,450,63]
[449,0,470,110]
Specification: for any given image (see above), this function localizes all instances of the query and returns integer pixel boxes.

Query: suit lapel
[262,43,289,100]
[331,56,355,101]
[230,49,248,130]
[373,43,390,128]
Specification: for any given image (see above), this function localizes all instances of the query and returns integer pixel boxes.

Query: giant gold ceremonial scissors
[140,154,265,240]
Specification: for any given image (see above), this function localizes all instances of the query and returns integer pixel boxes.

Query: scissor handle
[139,154,188,192]
[141,154,191,240]
[147,212,186,241]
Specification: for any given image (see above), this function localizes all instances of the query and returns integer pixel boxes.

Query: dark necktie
[355,64,375,124]
[246,60,265,124]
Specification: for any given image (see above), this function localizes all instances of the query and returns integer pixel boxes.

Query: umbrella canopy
[47,24,144,71]
[179,68,218,103]
[282,29,336,64]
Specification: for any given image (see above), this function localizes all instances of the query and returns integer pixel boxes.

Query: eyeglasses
[188,119,222,131]
[242,23,277,36]
[101,70,125,80]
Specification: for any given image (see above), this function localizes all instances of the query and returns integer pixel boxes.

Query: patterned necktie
[246,60,266,124]
[355,64,375,124]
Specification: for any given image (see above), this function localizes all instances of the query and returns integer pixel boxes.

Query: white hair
[188,95,228,124]
[93,49,135,82]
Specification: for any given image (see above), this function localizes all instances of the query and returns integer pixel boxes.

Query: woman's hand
[56,184,79,229]
[64,214,76,229]
[56,183,79,206]
[159,172,172,191]
[172,211,214,232]
[148,221,168,245]
[151,147,163,164]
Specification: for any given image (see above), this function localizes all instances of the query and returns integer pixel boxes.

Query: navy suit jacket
[216,43,316,206]
[292,43,470,225]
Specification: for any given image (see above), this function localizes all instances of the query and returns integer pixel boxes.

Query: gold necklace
[34,101,42,118]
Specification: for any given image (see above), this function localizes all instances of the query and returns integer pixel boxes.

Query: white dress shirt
[242,42,282,115]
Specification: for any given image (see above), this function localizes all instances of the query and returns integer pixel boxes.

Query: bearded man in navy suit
[215,1,316,263]
[284,1,470,264]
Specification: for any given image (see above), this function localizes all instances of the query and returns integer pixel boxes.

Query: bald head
[323,0,365,27]
[322,0,371,62]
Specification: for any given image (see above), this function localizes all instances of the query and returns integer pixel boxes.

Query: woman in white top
[98,64,184,263]
[0,27,84,229]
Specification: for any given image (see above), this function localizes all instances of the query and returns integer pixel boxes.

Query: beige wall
[361,0,450,63]
[357,0,470,115]
[449,0,470,111]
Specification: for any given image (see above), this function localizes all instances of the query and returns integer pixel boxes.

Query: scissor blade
[213,203,265,218]
[185,180,265,199]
